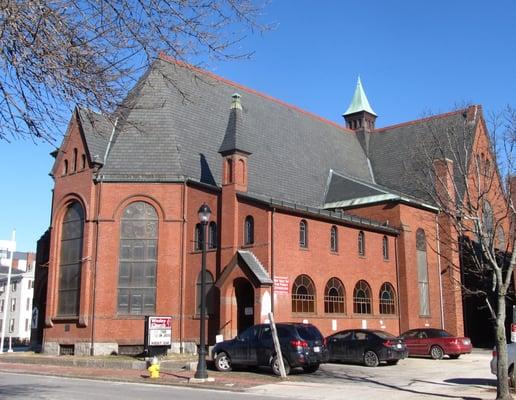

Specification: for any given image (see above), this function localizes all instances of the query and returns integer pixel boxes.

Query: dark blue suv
[211,323,328,375]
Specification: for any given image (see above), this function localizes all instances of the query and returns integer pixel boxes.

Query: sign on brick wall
[274,276,289,294]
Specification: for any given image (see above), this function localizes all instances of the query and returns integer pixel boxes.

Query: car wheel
[271,355,290,376]
[449,354,460,360]
[302,363,320,373]
[214,352,232,372]
[364,350,379,367]
[509,365,515,388]
[430,346,444,360]
[386,360,399,365]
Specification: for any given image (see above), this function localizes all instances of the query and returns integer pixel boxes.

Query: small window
[11,298,16,312]
[194,223,203,251]
[226,159,233,183]
[244,216,254,245]
[208,222,217,249]
[12,282,17,292]
[63,160,68,175]
[382,236,389,260]
[299,220,308,248]
[26,298,30,311]
[9,319,14,333]
[81,154,86,170]
[353,280,371,314]
[0,300,4,312]
[330,225,338,252]
[358,231,365,256]
[379,282,396,314]
[25,318,29,331]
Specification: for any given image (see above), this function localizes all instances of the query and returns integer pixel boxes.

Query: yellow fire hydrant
[148,356,160,379]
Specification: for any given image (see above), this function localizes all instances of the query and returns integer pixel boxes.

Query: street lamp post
[194,203,211,380]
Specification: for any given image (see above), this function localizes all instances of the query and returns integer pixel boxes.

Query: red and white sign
[148,317,172,346]
[274,276,290,294]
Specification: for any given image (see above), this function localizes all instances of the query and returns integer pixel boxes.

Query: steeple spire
[343,77,378,134]
[343,76,377,117]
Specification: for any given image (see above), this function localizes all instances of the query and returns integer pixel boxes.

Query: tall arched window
[292,274,315,313]
[497,227,506,250]
[353,280,371,314]
[118,201,158,315]
[482,200,494,238]
[81,154,86,170]
[196,271,215,315]
[358,231,365,256]
[382,236,389,260]
[299,220,308,248]
[58,202,84,316]
[194,223,203,251]
[379,282,396,314]
[416,228,430,316]
[330,225,338,252]
[226,159,233,183]
[324,277,345,314]
[244,216,254,245]
[208,222,217,249]
[63,160,68,175]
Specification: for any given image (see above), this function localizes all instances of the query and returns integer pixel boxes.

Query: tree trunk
[496,294,512,400]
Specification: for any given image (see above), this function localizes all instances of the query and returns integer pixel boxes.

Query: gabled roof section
[96,55,373,206]
[369,107,478,204]
[343,77,377,116]
[76,108,113,165]
[216,250,273,288]
[324,170,438,211]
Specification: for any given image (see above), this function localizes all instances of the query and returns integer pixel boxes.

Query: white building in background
[0,232,36,345]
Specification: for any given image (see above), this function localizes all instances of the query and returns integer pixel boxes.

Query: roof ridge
[158,52,355,135]
[374,108,475,132]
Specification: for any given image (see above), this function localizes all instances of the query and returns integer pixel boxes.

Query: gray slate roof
[96,58,373,206]
[369,110,477,205]
[237,251,273,285]
[77,108,113,165]
[70,56,479,211]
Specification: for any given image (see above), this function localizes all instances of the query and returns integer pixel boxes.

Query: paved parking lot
[247,349,498,399]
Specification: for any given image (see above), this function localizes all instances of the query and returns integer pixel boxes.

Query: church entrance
[234,278,254,334]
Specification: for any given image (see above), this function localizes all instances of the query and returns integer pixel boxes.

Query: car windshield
[295,325,322,341]
[371,330,396,339]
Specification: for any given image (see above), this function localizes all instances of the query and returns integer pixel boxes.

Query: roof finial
[343,76,376,117]
[231,93,242,110]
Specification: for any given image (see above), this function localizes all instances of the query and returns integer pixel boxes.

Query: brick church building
[36,54,509,355]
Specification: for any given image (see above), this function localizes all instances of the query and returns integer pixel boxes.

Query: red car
[400,328,472,359]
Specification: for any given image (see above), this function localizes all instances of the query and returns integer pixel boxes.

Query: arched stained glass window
[379,282,396,314]
[416,228,430,316]
[58,202,84,316]
[292,275,315,313]
[324,277,345,314]
[118,202,158,315]
[353,280,371,314]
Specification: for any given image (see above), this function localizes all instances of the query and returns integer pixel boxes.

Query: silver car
[490,343,516,386]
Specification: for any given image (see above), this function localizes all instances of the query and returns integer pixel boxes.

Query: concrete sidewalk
[0,352,280,391]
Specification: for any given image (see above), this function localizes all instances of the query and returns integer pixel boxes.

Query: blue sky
[1,0,515,252]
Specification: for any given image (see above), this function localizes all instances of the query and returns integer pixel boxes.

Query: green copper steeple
[343,77,377,117]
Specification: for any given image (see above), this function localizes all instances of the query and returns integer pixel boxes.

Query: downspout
[271,208,275,313]
[394,235,402,335]
[90,118,117,355]
[435,213,445,330]
[179,181,187,353]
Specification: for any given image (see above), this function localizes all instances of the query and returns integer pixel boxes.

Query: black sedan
[326,329,408,367]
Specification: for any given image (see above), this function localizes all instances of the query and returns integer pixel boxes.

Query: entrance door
[234,278,254,334]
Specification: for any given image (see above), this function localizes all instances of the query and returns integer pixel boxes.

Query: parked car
[211,323,328,375]
[326,329,408,367]
[400,328,472,359]
[490,342,516,387]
